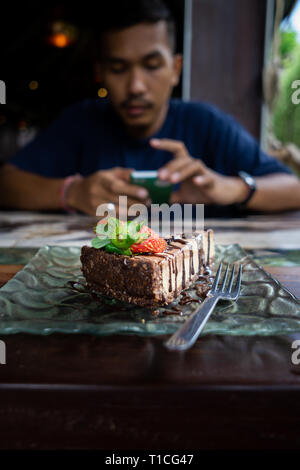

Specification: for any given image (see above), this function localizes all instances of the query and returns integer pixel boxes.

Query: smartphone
[130,171,173,204]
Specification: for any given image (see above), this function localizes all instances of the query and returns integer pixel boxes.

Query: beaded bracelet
[60,174,82,214]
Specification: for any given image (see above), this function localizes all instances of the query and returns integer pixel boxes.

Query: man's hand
[150,138,249,205]
[67,167,151,216]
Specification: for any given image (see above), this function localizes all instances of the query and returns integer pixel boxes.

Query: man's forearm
[246,173,300,212]
[0,164,64,210]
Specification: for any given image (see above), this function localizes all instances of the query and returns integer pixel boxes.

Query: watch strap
[238,171,256,206]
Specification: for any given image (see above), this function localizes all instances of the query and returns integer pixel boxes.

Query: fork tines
[210,262,242,298]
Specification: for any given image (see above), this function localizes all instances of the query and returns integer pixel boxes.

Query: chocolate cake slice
[80,230,214,307]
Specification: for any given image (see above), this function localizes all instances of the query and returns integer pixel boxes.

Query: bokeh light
[48,33,69,48]
[29,81,39,90]
[98,87,108,98]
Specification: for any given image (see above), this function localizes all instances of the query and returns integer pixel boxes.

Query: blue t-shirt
[10,98,291,179]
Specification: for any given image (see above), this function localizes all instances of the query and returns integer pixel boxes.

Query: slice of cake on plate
[80,217,214,307]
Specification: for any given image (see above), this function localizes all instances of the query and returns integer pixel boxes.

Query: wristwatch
[238,171,257,206]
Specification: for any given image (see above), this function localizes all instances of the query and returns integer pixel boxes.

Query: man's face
[100,21,182,136]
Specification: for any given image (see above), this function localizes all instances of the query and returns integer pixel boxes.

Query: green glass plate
[0,247,39,265]
[0,244,299,336]
[248,248,300,267]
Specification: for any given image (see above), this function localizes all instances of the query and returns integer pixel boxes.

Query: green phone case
[130,171,173,204]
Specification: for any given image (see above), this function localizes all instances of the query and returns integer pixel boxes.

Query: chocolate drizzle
[182,251,186,289]
[174,256,178,297]
[207,229,211,266]
[163,306,183,316]
[172,237,188,244]
[189,249,194,276]
[137,231,210,304]
[148,250,175,294]
[164,233,204,299]
[198,238,201,275]
[168,258,172,292]
[165,240,187,295]
[178,291,201,306]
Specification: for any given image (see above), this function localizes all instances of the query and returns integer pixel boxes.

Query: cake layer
[81,230,214,307]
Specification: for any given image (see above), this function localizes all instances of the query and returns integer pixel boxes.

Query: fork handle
[164,296,219,351]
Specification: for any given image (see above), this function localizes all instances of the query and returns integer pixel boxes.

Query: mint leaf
[91,237,110,249]
[106,217,121,239]
[127,219,148,244]
[105,243,124,255]
[95,224,108,236]
[92,217,151,255]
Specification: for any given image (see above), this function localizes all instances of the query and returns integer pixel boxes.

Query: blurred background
[0,0,299,175]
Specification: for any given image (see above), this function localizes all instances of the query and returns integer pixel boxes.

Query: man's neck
[125,102,169,139]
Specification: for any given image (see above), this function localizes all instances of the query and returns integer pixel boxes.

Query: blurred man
[1,0,300,216]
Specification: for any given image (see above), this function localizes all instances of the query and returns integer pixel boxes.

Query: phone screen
[130,171,173,204]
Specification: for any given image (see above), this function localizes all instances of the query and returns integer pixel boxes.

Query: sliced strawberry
[135,225,159,241]
[97,218,108,225]
[131,235,167,254]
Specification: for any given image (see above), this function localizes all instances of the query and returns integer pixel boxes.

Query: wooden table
[0,211,300,450]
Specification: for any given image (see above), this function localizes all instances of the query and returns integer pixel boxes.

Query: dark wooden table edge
[2,383,300,392]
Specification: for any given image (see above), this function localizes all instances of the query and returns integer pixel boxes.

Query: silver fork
[164,263,242,351]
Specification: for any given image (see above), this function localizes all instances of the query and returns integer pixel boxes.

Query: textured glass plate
[0,244,299,336]
[0,247,39,265]
[247,248,300,267]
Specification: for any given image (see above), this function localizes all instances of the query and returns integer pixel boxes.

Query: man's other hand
[67,167,151,216]
[151,138,249,205]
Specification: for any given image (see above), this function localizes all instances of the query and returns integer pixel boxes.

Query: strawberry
[131,232,167,254]
[134,225,159,242]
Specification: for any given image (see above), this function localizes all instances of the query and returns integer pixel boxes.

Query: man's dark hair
[97,0,176,52]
